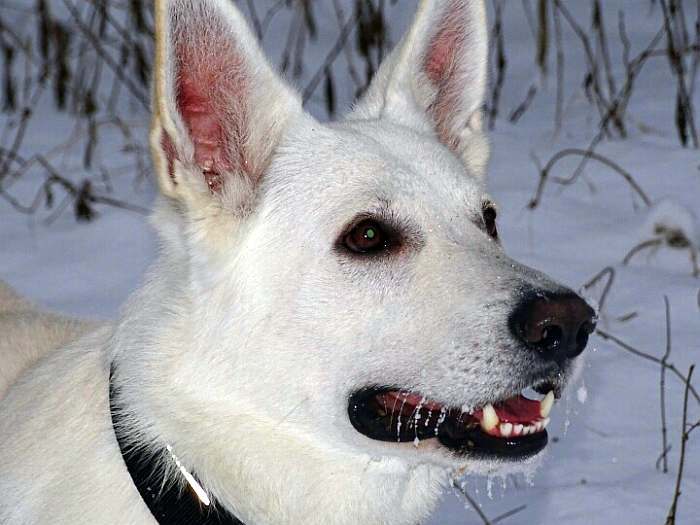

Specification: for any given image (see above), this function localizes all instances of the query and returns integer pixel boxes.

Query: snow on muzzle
[348,387,556,459]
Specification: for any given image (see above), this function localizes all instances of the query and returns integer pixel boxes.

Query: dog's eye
[343,219,390,254]
[483,205,498,239]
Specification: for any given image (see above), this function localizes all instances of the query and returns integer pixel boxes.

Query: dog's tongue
[475,395,542,423]
[378,391,444,416]
[379,392,542,423]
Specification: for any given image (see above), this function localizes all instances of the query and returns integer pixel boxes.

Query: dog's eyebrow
[371,197,394,216]
[341,196,394,222]
[336,199,424,251]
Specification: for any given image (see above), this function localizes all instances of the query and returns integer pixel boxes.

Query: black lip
[437,417,548,459]
[348,387,548,460]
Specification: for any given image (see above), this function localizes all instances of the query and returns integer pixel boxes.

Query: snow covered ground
[1,1,699,523]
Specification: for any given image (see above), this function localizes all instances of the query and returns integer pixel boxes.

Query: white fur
[0,282,95,400]
[1,1,579,524]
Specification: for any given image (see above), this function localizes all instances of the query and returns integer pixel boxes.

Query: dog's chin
[348,377,564,463]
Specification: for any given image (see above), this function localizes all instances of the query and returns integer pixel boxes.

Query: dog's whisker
[274,396,311,429]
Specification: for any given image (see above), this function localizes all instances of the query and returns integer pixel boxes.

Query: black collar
[109,365,245,525]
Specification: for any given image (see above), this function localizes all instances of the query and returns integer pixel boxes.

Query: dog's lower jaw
[173,428,450,525]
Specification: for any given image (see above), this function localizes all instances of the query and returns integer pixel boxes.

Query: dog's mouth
[348,384,559,459]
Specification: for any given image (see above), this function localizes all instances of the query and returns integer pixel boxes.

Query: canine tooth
[500,423,513,437]
[481,404,500,433]
[540,391,555,418]
[535,421,544,432]
[513,424,523,436]
[542,417,551,428]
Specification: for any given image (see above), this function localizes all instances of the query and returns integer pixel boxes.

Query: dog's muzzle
[347,290,596,459]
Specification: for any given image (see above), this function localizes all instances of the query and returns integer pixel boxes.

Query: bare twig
[659,296,672,473]
[656,444,673,470]
[61,0,148,109]
[509,85,538,123]
[260,0,286,37]
[454,483,492,525]
[616,311,639,323]
[623,238,664,265]
[332,0,362,89]
[521,0,537,42]
[536,0,549,76]
[581,266,616,313]
[659,0,699,148]
[690,246,699,277]
[554,0,616,135]
[0,79,45,180]
[529,148,652,210]
[596,329,700,405]
[302,9,358,104]
[0,152,148,217]
[553,3,564,134]
[593,0,618,103]
[665,365,696,524]
[539,26,666,192]
[488,0,507,130]
[245,0,264,41]
[493,504,528,524]
[687,419,700,435]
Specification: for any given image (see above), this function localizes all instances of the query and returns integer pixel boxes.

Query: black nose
[510,291,596,363]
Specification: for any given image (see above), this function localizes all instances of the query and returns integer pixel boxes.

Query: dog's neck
[107,257,450,524]
[109,364,245,525]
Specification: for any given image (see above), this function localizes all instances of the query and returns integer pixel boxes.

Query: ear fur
[150,0,302,207]
[351,0,489,175]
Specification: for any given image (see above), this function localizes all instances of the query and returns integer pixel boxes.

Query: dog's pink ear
[352,0,488,159]
[151,0,301,200]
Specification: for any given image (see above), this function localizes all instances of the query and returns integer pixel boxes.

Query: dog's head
[136,0,596,522]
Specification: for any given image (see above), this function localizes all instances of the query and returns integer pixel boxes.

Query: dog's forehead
[333,119,482,189]
[269,119,485,224]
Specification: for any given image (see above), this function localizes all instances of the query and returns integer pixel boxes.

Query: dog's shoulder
[0,327,152,523]
[0,287,97,400]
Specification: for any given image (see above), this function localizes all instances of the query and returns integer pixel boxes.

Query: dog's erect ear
[150,0,301,204]
[351,0,489,171]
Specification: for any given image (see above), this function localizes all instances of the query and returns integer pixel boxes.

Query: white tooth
[524,425,533,435]
[513,424,523,436]
[542,417,551,428]
[540,391,555,418]
[500,423,513,437]
[535,421,544,432]
[481,404,500,432]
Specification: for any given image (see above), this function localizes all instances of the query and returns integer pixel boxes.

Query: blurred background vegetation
[0,0,697,221]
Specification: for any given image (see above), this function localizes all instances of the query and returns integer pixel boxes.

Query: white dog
[0,1,596,524]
